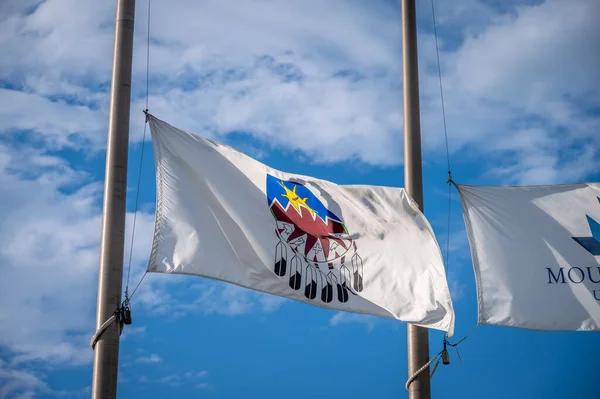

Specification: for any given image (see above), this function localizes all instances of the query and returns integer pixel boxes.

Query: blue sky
[0,0,599,398]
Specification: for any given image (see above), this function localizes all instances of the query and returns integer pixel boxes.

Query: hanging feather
[274,240,287,276]
[304,265,318,299]
[351,253,364,292]
[288,255,302,290]
[320,270,334,303]
[331,272,348,303]
[340,264,353,295]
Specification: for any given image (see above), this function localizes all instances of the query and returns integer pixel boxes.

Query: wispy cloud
[1,0,597,179]
[136,354,162,364]
[157,375,181,387]
[184,370,209,379]
[0,142,156,368]
[138,373,212,389]
[0,358,89,399]
[121,326,147,341]
[196,370,209,378]
[163,281,289,317]
[184,370,213,390]
[0,361,48,399]
[330,312,378,332]
[447,270,466,302]
[438,0,600,184]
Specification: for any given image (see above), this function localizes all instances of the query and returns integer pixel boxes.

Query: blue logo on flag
[572,197,600,256]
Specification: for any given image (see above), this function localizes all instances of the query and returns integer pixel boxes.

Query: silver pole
[401,0,431,398]
[92,0,136,398]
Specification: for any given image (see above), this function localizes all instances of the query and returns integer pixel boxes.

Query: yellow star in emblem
[279,181,315,217]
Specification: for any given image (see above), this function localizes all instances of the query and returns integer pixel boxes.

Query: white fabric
[146,115,454,334]
[457,183,600,331]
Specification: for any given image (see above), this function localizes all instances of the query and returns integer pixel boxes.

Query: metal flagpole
[92,0,136,398]
[401,0,431,398]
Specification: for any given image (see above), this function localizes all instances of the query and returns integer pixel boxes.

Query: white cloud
[0,358,88,399]
[0,146,100,366]
[112,247,289,321]
[1,0,598,182]
[0,141,156,397]
[0,0,115,87]
[139,371,210,388]
[195,370,208,378]
[166,281,288,317]
[136,354,161,364]
[0,360,48,399]
[329,311,378,332]
[0,88,108,149]
[0,0,406,164]
[454,0,600,102]
[157,375,181,387]
[146,0,598,182]
[184,370,208,379]
[121,326,146,340]
[437,0,600,183]
[447,270,466,302]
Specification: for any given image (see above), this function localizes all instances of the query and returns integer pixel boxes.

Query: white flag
[457,183,600,331]
[146,115,454,334]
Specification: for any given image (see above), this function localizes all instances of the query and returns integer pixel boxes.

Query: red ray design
[288,228,305,243]
[271,200,349,260]
[305,235,317,256]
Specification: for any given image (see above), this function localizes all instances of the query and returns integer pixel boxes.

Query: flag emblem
[266,174,364,303]
[572,196,600,256]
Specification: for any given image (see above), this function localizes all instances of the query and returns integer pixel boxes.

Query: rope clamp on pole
[90,309,120,349]
[90,298,135,349]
